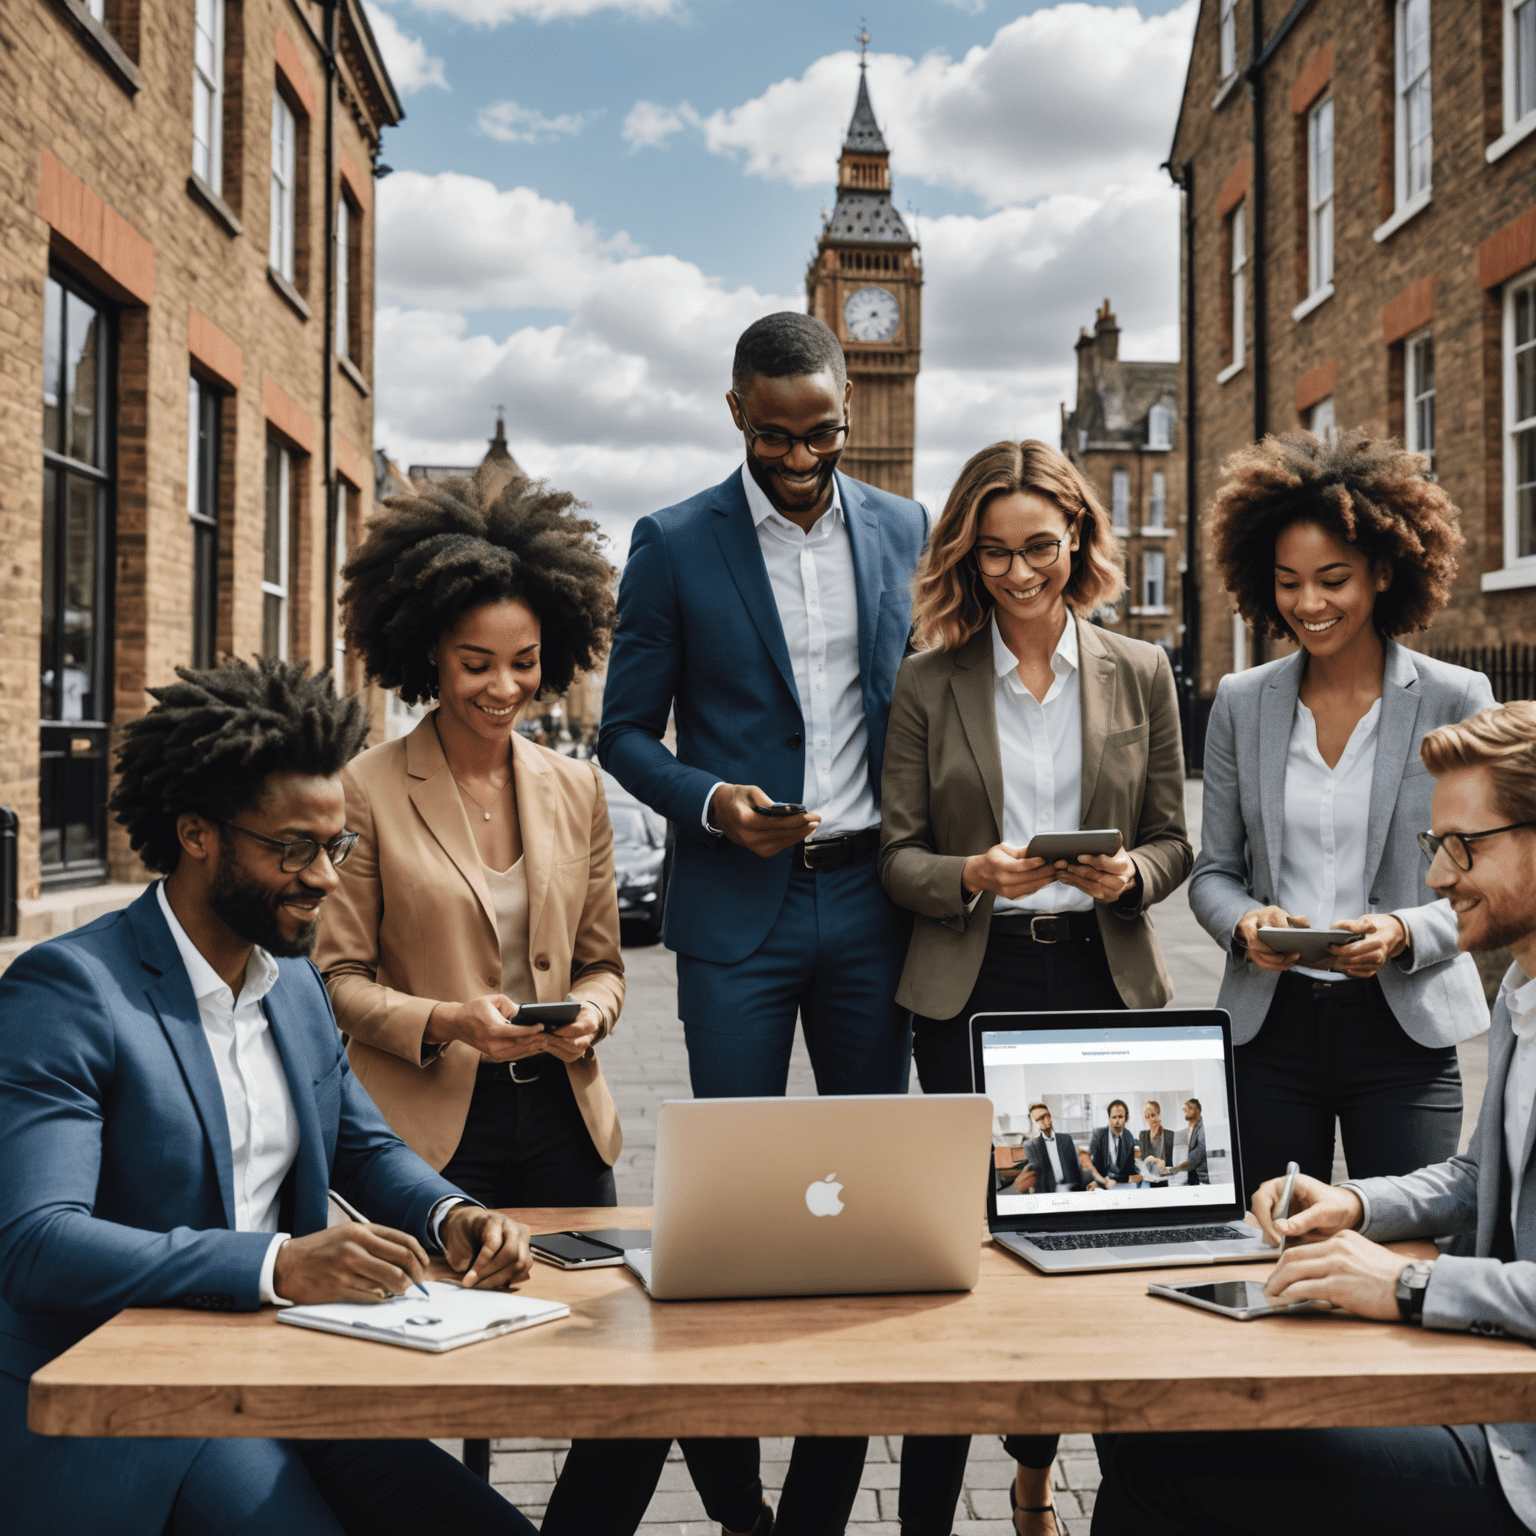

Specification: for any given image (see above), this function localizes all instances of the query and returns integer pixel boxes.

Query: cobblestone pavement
[454,780,1489,1533]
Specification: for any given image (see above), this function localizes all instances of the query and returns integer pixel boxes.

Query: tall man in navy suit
[598,313,963,1534]
[0,660,535,1536]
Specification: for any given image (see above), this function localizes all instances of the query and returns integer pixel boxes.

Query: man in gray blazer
[1090,702,1536,1534]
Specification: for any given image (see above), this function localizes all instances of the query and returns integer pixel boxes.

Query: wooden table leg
[464,1437,491,1481]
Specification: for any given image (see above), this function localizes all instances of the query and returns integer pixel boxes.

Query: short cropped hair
[1028,1103,1049,1119]
[1185,1098,1201,1113]
[1209,429,1462,641]
[1420,702,1536,824]
[1143,1100,1161,1114]
[911,440,1124,651]
[342,466,615,706]
[732,312,847,396]
[1107,1099,1129,1118]
[109,658,368,875]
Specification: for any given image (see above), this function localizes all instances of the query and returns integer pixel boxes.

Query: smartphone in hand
[514,1001,583,1032]
[752,802,807,817]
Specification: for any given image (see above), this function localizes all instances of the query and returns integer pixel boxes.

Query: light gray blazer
[1187,640,1493,1049]
[1348,975,1536,1530]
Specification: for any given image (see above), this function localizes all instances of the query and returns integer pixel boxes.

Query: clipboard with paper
[276,1282,569,1353]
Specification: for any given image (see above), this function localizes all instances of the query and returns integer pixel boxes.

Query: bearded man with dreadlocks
[0,658,538,1536]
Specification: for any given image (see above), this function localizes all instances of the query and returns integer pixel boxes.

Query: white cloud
[362,3,449,94]
[477,99,592,143]
[693,2,1196,208]
[401,0,674,23]
[622,99,693,151]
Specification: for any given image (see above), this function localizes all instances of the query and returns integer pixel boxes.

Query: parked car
[601,772,668,940]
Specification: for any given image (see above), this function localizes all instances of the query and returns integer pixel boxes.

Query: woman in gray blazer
[1189,431,1493,1197]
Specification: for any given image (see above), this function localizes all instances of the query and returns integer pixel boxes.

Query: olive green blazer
[878,616,1193,1019]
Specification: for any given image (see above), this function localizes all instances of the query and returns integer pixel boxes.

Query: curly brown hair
[342,464,616,705]
[1210,429,1462,640]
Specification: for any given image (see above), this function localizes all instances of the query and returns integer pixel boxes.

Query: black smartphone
[514,1001,582,1031]
[752,802,807,817]
[530,1231,627,1269]
[1147,1280,1327,1320]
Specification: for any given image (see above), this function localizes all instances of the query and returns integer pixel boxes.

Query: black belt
[477,1058,544,1084]
[989,909,1101,944]
[791,826,880,872]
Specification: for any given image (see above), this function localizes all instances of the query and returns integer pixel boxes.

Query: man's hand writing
[272,1223,430,1305]
[710,784,820,859]
[1250,1172,1363,1247]
[1262,1229,1414,1320]
[441,1207,533,1290]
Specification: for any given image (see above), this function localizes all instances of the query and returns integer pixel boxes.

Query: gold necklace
[451,773,508,822]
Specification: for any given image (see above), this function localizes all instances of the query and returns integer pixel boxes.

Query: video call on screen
[983,1025,1235,1218]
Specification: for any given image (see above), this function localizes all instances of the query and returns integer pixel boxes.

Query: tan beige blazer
[878,616,1192,1020]
[316,714,624,1171]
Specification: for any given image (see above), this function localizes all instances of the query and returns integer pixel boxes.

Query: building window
[1506,270,1536,568]
[41,271,114,885]
[1406,329,1436,473]
[1220,0,1237,79]
[1111,468,1130,532]
[335,193,358,361]
[263,441,292,659]
[188,376,222,669]
[1148,470,1167,529]
[1309,395,1338,444]
[1395,0,1432,205]
[270,90,297,282]
[1148,403,1173,449]
[1307,98,1335,296]
[85,0,105,18]
[1142,549,1166,610]
[1232,612,1249,673]
[1224,202,1247,373]
[192,0,224,193]
[1508,0,1536,131]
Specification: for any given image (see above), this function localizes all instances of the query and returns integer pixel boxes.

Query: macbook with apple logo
[623,1094,992,1300]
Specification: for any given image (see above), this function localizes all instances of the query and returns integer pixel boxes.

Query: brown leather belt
[791,826,880,872]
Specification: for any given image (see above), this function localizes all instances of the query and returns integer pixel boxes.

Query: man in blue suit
[598,313,965,1536]
[1088,1099,1142,1187]
[0,659,535,1536]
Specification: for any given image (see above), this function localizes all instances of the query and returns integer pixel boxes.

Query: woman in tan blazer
[878,439,1192,1536]
[317,468,623,1208]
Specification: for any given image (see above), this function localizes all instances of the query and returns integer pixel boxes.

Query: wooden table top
[30,1208,1536,1441]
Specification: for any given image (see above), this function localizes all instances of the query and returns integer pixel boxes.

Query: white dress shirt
[155,881,297,1302]
[1038,1132,1066,1184]
[1275,698,1380,981]
[703,466,876,840]
[1502,966,1536,1238]
[991,614,1092,914]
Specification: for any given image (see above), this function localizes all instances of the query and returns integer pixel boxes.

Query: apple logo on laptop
[805,1173,844,1218]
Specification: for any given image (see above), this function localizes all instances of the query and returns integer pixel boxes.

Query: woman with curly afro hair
[1188,429,1495,1197]
[315,465,627,1220]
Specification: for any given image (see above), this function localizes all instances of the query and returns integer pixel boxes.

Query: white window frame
[1492,268,1536,587]
[1309,395,1337,445]
[333,483,349,678]
[1219,0,1238,80]
[270,90,297,283]
[1395,0,1432,208]
[1509,0,1536,132]
[1232,612,1249,673]
[1307,98,1335,299]
[1111,468,1131,533]
[1142,549,1166,611]
[85,0,105,19]
[1220,202,1247,380]
[335,194,350,361]
[1147,470,1168,530]
[1148,403,1173,449]
[1405,327,1436,474]
[263,441,291,660]
[192,0,224,193]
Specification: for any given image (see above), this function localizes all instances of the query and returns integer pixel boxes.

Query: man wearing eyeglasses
[599,312,945,1535]
[0,659,536,1536]
[1093,702,1536,1535]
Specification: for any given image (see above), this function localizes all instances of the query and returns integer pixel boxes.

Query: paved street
[460,780,1490,1534]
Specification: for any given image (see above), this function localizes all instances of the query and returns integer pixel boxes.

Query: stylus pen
[1274,1161,1301,1258]
[329,1187,432,1299]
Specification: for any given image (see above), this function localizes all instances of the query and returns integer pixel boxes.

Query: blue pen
[329,1188,431,1299]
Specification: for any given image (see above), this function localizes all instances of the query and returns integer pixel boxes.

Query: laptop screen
[972,1011,1241,1226]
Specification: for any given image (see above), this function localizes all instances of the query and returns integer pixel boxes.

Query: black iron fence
[1429,644,1536,703]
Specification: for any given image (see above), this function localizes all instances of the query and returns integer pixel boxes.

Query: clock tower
[805,33,922,498]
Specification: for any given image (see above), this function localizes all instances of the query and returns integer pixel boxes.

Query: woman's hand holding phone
[1325,914,1409,978]
[424,994,547,1060]
[962,844,1056,902]
[1236,906,1306,971]
[537,1001,602,1063]
[1054,848,1138,903]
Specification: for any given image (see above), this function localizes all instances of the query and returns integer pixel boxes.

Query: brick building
[1061,300,1186,655]
[1168,0,1536,725]
[0,0,400,903]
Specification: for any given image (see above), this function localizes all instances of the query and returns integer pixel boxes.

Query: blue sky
[363,0,1197,547]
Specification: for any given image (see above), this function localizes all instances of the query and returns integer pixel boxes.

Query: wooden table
[29,1208,1536,1442]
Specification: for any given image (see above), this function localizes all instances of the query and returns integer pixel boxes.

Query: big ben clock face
[844,285,900,343]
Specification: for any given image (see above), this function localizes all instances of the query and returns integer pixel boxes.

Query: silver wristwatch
[1396,1259,1435,1324]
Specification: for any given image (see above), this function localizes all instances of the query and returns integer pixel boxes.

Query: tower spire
[856,21,870,69]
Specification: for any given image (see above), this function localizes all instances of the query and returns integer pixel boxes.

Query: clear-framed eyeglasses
[973,539,1068,578]
[213,820,361,873]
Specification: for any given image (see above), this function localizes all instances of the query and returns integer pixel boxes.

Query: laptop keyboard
[1027,1225,1246,1251]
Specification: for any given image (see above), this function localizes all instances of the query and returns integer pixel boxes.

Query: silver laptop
[974,1009,1275,1273]
[624,1094,991,1300]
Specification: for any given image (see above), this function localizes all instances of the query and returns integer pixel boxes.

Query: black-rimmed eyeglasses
[214,820,360,873]
[1417,822,1536,871]
[730,393,848,460]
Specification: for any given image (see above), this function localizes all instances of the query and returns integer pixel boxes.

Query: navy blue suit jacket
[598,468,927,964]
[0,885,465,1533]
[1088,1125,1138,1183]
[1024,1131,1090,1194]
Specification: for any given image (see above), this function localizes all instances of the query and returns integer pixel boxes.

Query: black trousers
[1091,1424,1526,1535]
[914,923,1127,1486]
[1235,972,1462,1199]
